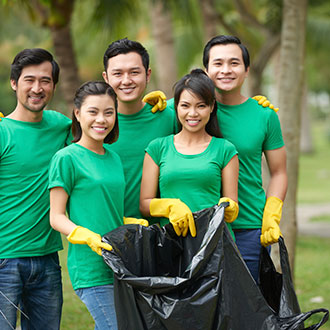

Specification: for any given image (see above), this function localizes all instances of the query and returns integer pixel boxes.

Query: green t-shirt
[216,98,284,229]
[0,110,71,258]
[49,143,125,290]
[111,103,177,218]
[146,135,237,235]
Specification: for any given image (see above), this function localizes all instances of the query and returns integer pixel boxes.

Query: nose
[188,107,198,116]
[221,63,231,73]
[95,113,106,123]
[31,81,42,93]
[122,73,132,85]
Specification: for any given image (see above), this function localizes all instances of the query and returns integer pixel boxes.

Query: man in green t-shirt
[203,35,287,283]
[0,48,71,330]
[102,38,177,219]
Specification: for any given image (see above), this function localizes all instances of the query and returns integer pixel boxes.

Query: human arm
[139,152,196,237]
[50,187,112,255]
[219,155,239,223]
[260,146,288,246]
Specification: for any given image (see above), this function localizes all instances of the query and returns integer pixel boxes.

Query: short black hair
[203,35,250,71]
[72,81,119,144]
[174,68,222,138]
[10,48,59,85]
[103,38,149,73]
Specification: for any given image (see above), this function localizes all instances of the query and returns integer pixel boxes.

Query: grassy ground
[297,121,330,204]
[295,236,330,329]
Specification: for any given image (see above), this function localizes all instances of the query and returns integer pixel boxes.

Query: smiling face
[103,52,151,104]
[10,61,55,114]
[177,89,213,135]
[206,43,249,94]
[75,94,116,146]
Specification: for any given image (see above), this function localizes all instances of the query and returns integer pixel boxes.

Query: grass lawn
[295,236,330,329]
[297,121,330,204]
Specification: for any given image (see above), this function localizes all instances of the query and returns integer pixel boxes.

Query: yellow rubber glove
[260,196,283,247]
[252,95,279,112]
[67,226,112,256]
[123,217,149,227]
[150,198,196,237]
[142,91,167,113]
[218,197,239,223]
[0,112,4,121]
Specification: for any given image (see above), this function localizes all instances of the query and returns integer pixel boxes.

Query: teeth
[93,127,106,131]
[187,120,199,123]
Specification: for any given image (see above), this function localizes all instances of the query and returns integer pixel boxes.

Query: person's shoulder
[248,98,278,118]
[44,110,71,125]
[53,144,76,160]
[213,137,237,152]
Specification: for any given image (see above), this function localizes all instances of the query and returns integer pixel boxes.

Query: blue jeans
[234,229,270,284]
[75,284,117,330]
[0,253,63,330]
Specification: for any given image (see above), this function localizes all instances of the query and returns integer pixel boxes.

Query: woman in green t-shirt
[49,81,127,330]
[140,69,239,236]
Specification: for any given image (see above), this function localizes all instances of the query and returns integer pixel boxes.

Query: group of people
[0,35,287,330]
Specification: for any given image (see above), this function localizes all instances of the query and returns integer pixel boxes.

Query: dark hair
[10,48,60,85]
[174,69,222,138]
[203,35,250,71]
[72,81,119,144]
[103,38,149,73]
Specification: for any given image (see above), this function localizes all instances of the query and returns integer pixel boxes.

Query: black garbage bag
[102,205,329,330]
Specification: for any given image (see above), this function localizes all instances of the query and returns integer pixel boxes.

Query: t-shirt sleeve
[222,139,238,168]
[263,110,284,150]
[48,151,75,195]
[145,138,162,166]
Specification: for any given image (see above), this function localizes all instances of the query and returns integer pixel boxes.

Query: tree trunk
[300,78,314,153]
[149,0,177,98]
[198,0,218,43]
[277,0,307,273]
[247,34,281,96]
[50,25,80,115]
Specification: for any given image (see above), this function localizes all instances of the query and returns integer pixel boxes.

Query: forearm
[266,171,288,201]
[50,212,77,236]
[139,198,153,217]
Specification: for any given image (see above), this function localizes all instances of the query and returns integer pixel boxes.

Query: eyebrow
[111,66,142,72]
[23,75,52,81]
[212,57,241,62]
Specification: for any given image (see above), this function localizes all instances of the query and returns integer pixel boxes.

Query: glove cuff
[149,198,180,217]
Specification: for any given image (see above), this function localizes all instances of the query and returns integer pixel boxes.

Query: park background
[0,0,329,329]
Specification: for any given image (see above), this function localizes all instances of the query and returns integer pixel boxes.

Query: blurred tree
[3,0,80,114]
[277,0,307,271]
[198,0,282,96]
[148,0,178,97]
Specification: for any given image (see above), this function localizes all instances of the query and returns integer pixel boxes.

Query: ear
[74,108,80,122]
[10,79,17,91]
[146,68,151,83]
[102,71,109,84]
[245,66,250,78]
